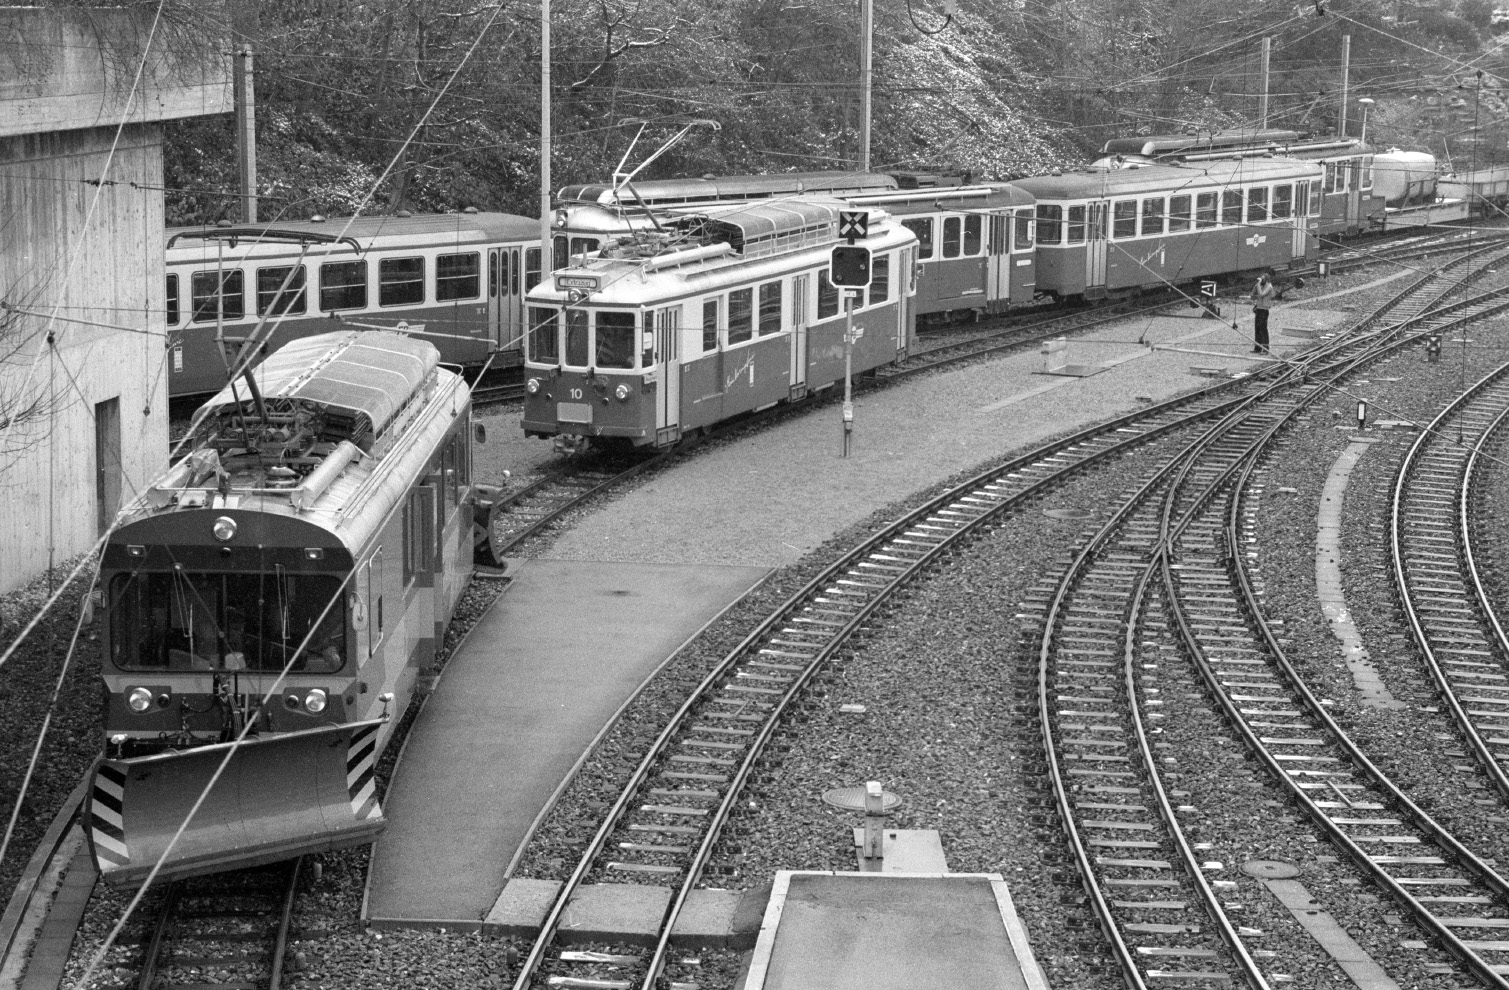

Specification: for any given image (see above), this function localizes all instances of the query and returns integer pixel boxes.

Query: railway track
[505,245,1509,989]
[129,858,301,990]
[1391,361,1509,802]
[1018,242,1509,986]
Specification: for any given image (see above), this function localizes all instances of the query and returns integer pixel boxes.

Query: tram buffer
[832,210,871,457]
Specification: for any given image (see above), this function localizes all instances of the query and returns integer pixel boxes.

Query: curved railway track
[1391,363,1509,802]
[508,243,1509,989]
[1020,242,1509,986]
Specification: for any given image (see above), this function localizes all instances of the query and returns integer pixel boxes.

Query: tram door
[1345,160,1363,232]
[1293,181,1311,257]
[489,248,524,356]
[655,306,682,443]
[790,275,810,393]
[987,213,1010,310]
[1086,202,1109,291]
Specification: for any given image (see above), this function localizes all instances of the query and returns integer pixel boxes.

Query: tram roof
[556,171,896,207]
[1012,159,1324,200]
[166,211,538,256]
[1100,129,1303,157]
[200,331,439,444]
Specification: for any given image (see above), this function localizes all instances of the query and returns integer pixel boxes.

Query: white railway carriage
[165,212,541,396]
[522,201,917,447]
[91,332,477,886]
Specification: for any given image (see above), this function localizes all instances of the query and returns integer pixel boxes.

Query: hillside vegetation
[151,0,1508,225]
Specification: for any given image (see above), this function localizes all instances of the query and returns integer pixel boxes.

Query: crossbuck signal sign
[838,210,870,241]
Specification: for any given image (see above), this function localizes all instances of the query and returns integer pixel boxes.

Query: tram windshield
[110,571,346,672]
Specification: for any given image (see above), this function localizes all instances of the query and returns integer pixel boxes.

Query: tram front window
[111,571,346,673]
[595,311,637,369]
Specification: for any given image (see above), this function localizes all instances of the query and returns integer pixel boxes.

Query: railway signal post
[833,211,871,457]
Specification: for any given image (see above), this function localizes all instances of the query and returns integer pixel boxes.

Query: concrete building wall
[0,8,229,593]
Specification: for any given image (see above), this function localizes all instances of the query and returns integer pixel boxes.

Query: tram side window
[1221,190,1243,226]
[1361,157,1374,190]
[527,307,559,362]
[1066,205,1087,244]
[441,435,461,511]
[1327,163,1346,194]
[1141,197,1166,237]
[1247,187,1269,222]
[320,261,367,311]
[1112,200,1137,239]
[1307,181,1321,216]
[256,265,307,316]
[1195,192,1218,229]
[191,270,245,322]
[437,252,481,301]
[1168,195,1192,233]
[403,488,433,583]
[525,248,542,290]
[869,255,890,304]
[565,308,589,366]
[553,235,569,272]
[703,298,720,352]
[166,274,179,325]
[728,288,754,344]
[903,218,935,260]
[1036,205,1062,245]
[1014,210,1034,249]
[758,282,782,335]
[379,257,425,307]
[1272,185,1293,219]
[963,215,982,255]
[818,270,840,320]
[596,311,637,369]
[367,551,384,656]
[942,216,963,258]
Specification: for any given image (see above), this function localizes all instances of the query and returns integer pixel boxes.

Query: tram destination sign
[556,275,600,291]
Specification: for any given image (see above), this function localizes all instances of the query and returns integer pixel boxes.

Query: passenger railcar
[847,184,1037,321]
[1094,130,1383,237]
[90,331,477,886]
[521,201,917,448]
[165,211,541,396]
[1014,159,1323,300]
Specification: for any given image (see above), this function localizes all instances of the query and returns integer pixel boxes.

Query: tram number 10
[569,388,583,400]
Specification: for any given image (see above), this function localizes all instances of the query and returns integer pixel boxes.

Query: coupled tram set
[89,331,493,885]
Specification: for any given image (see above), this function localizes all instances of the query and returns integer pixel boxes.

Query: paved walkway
[543,306,1351,568]
[364,559,768,924]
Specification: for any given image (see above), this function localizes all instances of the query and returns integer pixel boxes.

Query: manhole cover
[1044,508,1093,520]
[821,787,903,812]
[1242,859,1301,879]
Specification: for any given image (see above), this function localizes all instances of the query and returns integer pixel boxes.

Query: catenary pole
[540,0,552,264]
[1339,35,1351,137]
[1258,36,1270,129]
[859,0,872,171]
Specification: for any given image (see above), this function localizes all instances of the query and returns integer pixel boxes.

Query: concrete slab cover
[366,559,768,923]
[1261,877,1402,989]
[745,871,1048,990]
[1316,442,1404,709]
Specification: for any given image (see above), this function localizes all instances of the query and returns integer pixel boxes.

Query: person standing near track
[1251,272,1277,354]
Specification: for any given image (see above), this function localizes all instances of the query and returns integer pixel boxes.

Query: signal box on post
[831,245,871,287]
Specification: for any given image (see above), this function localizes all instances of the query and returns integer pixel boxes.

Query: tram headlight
[304,688,328,714]
[526,378,541,395]
[212,516,237,542]
[615,384,631,401]
[127,687,153,713]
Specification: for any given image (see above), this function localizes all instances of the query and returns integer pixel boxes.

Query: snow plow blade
[87,720,385,887]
